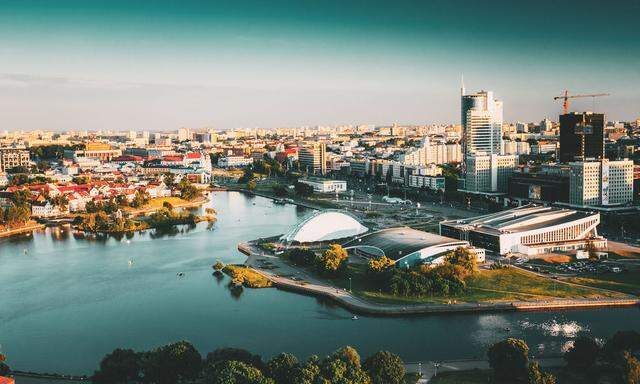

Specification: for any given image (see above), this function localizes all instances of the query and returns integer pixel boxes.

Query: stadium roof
[342,227,467,260]
[281,209,368,243]
[441,205,598,235]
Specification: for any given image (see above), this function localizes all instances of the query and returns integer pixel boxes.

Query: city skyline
[0,0,639,131]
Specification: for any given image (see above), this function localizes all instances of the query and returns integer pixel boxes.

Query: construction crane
[553,90,610,114]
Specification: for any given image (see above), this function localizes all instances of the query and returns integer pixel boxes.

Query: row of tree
[284,244,350,276]
[90,343,408,384]
[367,247,478,297]
[487,329,640,383]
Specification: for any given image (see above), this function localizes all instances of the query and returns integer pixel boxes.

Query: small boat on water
[128,260,134,266]
[177,272,185,277]
[351,316,359,321]
[273,199,286,205]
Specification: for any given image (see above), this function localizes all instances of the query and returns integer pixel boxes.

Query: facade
[299,143,327,175]
[217,156,253,168]
[298,178,347,193]
[440,205,606,256]
[0,148,30,171]
[508,168,570,203]
[461,90,503,157]
[559,112,605,163]
[569,160,634,207]
[281,210,368,243]
[464,154,518,193]
[408,174,445,191]
[399,137,462,166]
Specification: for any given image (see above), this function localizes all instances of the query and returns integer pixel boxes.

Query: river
[0,191,638,375]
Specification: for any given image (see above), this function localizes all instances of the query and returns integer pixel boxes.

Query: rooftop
[441,205,598,236]
[342,227,467,260]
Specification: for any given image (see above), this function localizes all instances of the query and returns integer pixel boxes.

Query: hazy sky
[0,0,638,131]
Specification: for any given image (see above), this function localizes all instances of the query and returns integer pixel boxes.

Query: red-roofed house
[0,376,15,384]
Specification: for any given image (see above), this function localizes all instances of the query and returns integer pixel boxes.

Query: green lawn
[326,264,625,305]
[564,270,640,296]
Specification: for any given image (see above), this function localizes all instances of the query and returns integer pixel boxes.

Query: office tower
[559,112,604,163]
[569,159,633,206]
[461,89,503,157]
[464,154,518,193]
[299,143,327,175]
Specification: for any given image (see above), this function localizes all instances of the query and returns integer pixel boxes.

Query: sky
[0,0,638,131]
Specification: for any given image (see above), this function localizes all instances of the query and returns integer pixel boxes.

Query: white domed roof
[281,210,368,243]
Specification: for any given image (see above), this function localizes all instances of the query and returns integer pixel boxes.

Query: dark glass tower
[559,112,604,163]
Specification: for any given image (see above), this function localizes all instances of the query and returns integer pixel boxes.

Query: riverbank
[0,222,46,238]
[238,242,640,316]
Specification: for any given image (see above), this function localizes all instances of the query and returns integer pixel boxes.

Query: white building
[569,159,634,207]
[399,137,462,166]
[461,90,503,157]
[217,156,253,168]
[441,205,606,256]
[298,178,347,193]
[463,154,518,193]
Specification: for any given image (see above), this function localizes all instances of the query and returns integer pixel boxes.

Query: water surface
[1,192,638,374]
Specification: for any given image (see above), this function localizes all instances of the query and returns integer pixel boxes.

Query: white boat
[351,316,358,320]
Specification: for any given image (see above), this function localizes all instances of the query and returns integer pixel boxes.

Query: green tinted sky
[0,0,638,130]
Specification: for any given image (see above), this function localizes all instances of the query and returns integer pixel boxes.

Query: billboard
[528,185,542,200]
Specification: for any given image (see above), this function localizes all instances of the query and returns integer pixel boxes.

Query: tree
[286,248,317,266]
[272,184,288,197]
[320,244,349,274]
[205,347,264,371]
[178,179,200,201]
[363,351,405,384]
[320,347,370,384]
[487,338,530,382]
[130,190,150,208]
[163,173,175,187]
[606,330,640,355]
[618,351,640,384]
[247,179,257,191]
[294,182,314,197]
[527,361,556,384]
[564,336,601,370]
[267,353,299,384]
[446,247,478,274]
[162,201,173,210]
[205,360,273,384]
[142,341,202,384]
[92,348,141,384]
[367,256,394,275]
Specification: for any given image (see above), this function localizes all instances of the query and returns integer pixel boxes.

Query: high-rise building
[559,112,605,163]
[299,143,327,175]
[569,159,633,207]
[464,154,518,193]
[461,89,503,157]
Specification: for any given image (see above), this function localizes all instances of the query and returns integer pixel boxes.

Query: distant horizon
[1,0,638,131]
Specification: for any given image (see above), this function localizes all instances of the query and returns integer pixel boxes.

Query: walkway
[405,356,566,383]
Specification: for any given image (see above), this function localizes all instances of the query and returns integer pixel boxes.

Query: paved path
[405,356,565,383]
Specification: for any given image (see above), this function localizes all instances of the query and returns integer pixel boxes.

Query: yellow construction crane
[553,90,610,114]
